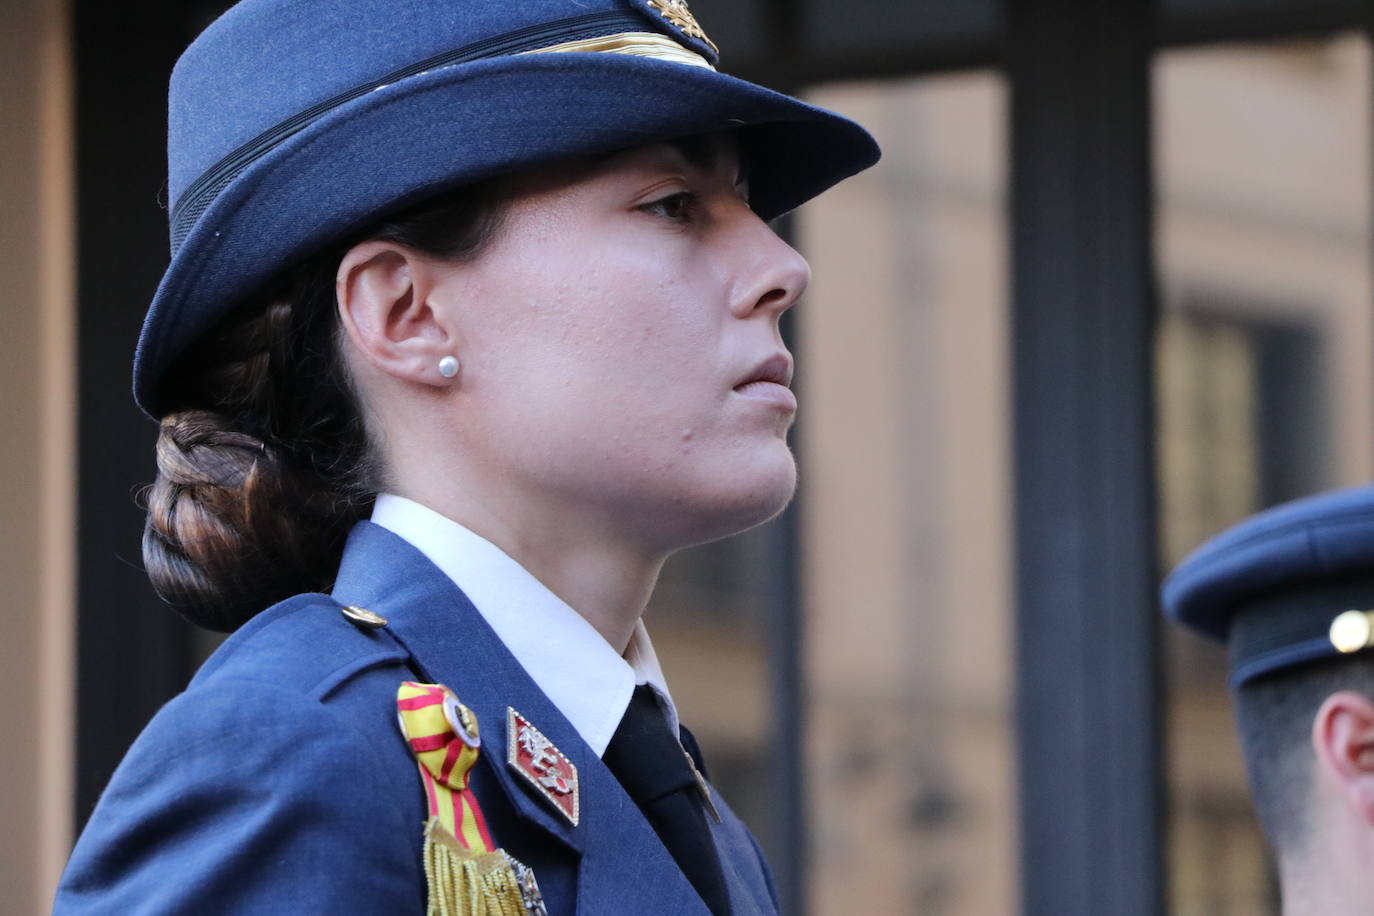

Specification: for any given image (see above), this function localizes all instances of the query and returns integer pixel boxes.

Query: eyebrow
[666,135,745,186]
[668,135,718,171]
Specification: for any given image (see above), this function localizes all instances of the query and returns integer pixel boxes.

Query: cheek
[462,244,751,467]
[517,272,719,413]
[467,310,712,469]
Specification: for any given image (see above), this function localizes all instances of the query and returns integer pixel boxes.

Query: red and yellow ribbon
[398,681,495,853]
[397,682,541,916]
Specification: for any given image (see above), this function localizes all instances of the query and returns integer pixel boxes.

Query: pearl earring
[437,355,460,379]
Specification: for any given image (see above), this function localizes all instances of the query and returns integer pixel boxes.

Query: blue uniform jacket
[55,522,780,915]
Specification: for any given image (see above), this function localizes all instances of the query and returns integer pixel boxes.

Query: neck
[1280,871,1344,916]
[1278,836,1372,916]
[372,391,686,652]
[390,476,667,654]
[486,520,666,654]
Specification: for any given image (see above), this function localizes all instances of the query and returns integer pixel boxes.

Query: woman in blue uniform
[55,0,877,912]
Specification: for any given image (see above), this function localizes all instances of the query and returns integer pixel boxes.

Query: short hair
[1233,652,1374,856]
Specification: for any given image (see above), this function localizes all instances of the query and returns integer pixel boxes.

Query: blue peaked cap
[1162,485,1374,686]
[133,0,881,416]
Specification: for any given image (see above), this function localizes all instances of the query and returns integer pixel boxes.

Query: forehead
[503,134,743,196]
[604,133,742,176]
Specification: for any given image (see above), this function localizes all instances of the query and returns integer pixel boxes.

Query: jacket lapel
[332,522,709,915]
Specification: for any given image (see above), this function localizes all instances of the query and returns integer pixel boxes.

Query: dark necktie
[602,685,732,916]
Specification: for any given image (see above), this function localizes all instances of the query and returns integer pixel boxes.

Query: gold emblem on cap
[1330,609,1374,654]
[340,604,389,629]
[646,0,719,55]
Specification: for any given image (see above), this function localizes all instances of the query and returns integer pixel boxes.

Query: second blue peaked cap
[133,0,880,416]
[1163,485,1374,687]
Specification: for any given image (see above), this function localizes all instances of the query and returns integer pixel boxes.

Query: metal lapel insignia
[506,708,580,827]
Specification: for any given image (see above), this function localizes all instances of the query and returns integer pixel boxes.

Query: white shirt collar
[370,493,679,756]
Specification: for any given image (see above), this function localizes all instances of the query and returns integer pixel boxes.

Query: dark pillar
[73,1,199,827]
[1008,1,1163,913]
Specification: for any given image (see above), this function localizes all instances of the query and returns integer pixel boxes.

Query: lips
[735,353,793,390]
[733,353,797,410]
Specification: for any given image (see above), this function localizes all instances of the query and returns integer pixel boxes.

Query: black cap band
[1227,576,1374,686]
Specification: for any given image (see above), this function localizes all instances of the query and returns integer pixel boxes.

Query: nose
[728,213,811,320]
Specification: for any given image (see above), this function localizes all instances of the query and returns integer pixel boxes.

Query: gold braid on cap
[523,31,714,70]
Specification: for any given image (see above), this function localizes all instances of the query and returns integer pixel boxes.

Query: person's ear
[1312,690,1374,825]
[336,239,459,387]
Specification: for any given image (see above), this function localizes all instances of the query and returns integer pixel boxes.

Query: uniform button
[340,604,389,629]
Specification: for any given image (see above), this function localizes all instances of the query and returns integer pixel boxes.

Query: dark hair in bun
[142,182,507,631]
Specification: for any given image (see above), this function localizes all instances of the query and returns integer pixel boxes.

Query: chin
[674,449,798,548]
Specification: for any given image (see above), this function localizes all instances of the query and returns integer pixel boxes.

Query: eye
[640,191,700,222]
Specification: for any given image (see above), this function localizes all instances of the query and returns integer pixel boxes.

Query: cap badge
[1330,609,1374,654]
[507,708,580,826]
[646,0,719,55]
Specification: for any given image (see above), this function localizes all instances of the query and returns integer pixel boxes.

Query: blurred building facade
[1156,35,1372,916]
[2,1,1373,914]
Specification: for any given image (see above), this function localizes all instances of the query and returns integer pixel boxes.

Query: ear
[336,239,458,387]
[1312,690,1374,826]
